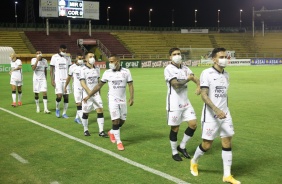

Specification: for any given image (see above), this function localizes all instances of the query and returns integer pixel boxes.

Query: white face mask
[172,55,182,64]
[60,52,66,56]
[77,59,83,65]
[37,54,42,57]
[89,57,95,65]
[218,58,228,67]
[109,63,116,70]
[9,57,12,61]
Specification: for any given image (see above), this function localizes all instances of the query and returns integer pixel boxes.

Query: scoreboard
[39,0,99,20]
[59,0,83,18]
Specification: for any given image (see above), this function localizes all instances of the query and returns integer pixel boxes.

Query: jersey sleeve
[80,67,85,80]
[44,59,48,68]
[16,59,22,66]
[127,69,133,83]
[101,70,108,83]
[164,66,176,83]
[68,65,74,76]
[50,55,55,66]
[31,58,36,66]
[200,69,210,88]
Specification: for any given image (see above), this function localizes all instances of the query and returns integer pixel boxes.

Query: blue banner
[251,58,282,65]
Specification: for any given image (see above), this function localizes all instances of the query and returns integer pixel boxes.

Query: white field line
[10,152,29,164]
[0,107,190,184]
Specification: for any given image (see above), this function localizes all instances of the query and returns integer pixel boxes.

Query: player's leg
[220,116,240,183]
[17,85,22,106]
[11,83,17,107]
[93,95,106,137]
[167,110,182,161]
[190,120,218,176]
[73,88,82,123]
[35,93,40,112]
[178,107,197,159]
[42,91,50,113]
[62,82,70,118]
[55,82,63,117]
[81,98,94,136]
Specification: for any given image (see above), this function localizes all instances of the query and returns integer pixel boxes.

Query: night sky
[2,0,282,28]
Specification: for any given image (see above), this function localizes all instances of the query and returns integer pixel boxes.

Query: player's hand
[187,74,194,82]
[9,70,12,75]
[128,98,134,106]
[83,96,90,103]
[64,88,67,94]
[195,86,201,95]
[214,108,226,119]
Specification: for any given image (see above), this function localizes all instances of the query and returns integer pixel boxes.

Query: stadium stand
[24,31,131,56]
[253,32,282,57]
[0,31,31,54]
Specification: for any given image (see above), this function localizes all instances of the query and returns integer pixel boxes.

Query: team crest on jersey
[205,128,214,137]
[171,116,178,123]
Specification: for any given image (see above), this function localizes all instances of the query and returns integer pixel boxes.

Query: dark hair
[84,51,94,56]
[109,54,120,60]
[76,53,83,57]
[169,47,180,56]
[60,44,67,49]
[211,48,226,58]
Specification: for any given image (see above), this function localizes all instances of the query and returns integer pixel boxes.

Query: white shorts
[167,106,196,126]
[10,78,23,86]
[55,82,71,95]
[73,87,82,103]
[201,114,235,140]
[33,79,47,93]
[108,102,127,120]
[82,94,103,113]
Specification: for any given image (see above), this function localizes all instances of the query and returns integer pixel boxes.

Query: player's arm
[64,75,72,93]
[31,57,39,71]
[83,81,105,102]
[128,82,134,106]
[190,74,201,95]
[201,87,226,119]
[50,65,55,87]
[170,78,189,89]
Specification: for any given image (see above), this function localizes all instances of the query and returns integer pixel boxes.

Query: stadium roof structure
[252,7,282,37]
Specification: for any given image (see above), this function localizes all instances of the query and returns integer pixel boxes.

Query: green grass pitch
[0,65,281,184]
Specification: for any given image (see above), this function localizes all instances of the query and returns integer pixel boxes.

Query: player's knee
[169,130,178,141]
[82,113,88,119]
[185,127,196,137]
[97,113,104,118]
[202,140,213,151]
[112,119,120,126]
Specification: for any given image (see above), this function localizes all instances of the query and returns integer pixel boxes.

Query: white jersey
[10,59,23,82]
[68,63,82,89]
[80,65,100,96]
[101,67,133,104]
[50,53,71,82]
[200,67,230,121]
[31,58,48,81]
[164,63,193,111]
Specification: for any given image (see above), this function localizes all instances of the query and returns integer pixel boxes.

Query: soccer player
[190,48,240,184]
[31,51,50,113]
[164,47,201,161]
[80,52,108,137]
[50,44,72,118]
[9,53,23,107]
[64,53,84,124]
[83,55,134,151]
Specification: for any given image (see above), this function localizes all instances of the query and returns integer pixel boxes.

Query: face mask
[172,55,182,64]
[37,54,42,57]
[9,57,12,61]
[77,59,83,65]
[89,57,95,65]
[218,58,228,67]
[60,52,66,56]
[109,63,116,70]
